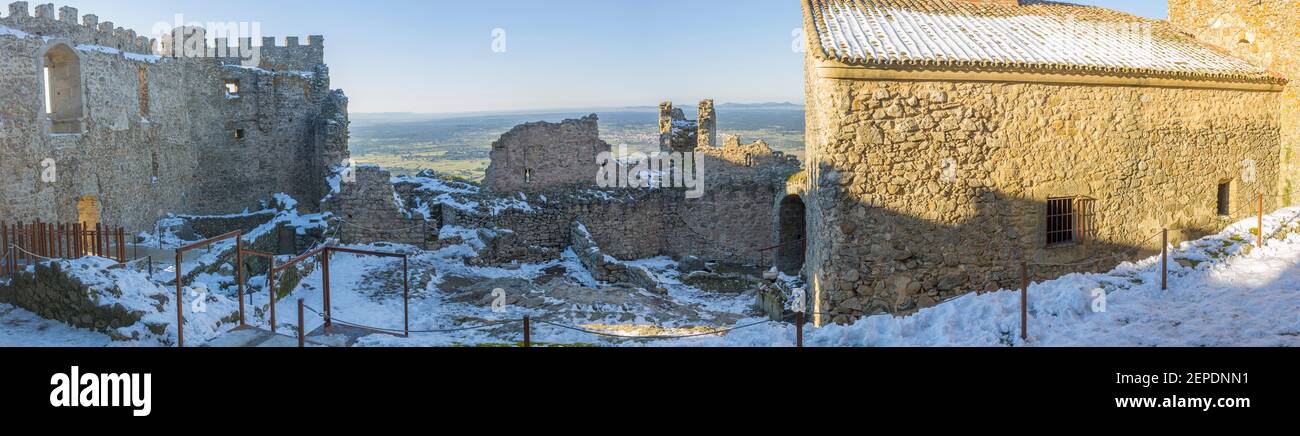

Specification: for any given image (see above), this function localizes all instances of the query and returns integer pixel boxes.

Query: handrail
[757,238,806,253]
[174,230,244,347]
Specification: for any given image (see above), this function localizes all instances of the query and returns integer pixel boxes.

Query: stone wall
[804,58,1281,323]
[437,138,801,266]
[481,114,611,194]
[697,99,717,149]
[0,2,349,233]
[0,262,143,339]
[570,220,663,293]
[1169,0,1300,206]
[657,100,718,152]
[326,166,429,247]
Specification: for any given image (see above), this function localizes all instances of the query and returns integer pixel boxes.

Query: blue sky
[57,0,1170,114]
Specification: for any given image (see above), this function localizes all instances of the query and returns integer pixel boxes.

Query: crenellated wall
[0,2,349,233]
[0,2,153,55]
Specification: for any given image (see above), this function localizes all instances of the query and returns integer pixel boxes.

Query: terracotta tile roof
[804,0,1285,84]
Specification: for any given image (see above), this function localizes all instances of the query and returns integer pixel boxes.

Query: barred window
[1047,196,1096,247]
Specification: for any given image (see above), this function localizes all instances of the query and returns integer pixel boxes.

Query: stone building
[799,0,1287,324]
[1169,0,1300,205]
[0,2,349,233]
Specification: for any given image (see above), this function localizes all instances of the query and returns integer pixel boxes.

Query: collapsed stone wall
[803,67,1282,323]
[435,137,800,266]
[569,220,663,293]
[658,100,718,152]
[0,2,349,233]
[481,114,611,195]
[326,166,429,247]
[0,262,143,339]
[1170,0,1300,206]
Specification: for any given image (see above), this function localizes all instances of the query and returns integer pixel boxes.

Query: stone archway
[777,194,806,275]
[42,43,84,134]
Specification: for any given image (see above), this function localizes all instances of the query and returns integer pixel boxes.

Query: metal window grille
[1047,196,1096,246]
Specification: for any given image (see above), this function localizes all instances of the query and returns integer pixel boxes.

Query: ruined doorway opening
[77,195,101,253]
[777,195,806,275]
[77,195,101,227]
[43,44,84,134]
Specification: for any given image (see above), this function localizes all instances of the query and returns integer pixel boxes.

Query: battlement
[0,2,154,55]
[164,26,325,70]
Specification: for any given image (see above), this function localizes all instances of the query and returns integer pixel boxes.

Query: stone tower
[698,99,717,148]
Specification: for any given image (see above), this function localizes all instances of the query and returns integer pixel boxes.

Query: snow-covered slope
[664,207,1300,347]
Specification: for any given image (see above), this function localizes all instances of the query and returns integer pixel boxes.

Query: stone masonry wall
[481,114,611,195]
[327,166,428,247]
[441,138,800,266]
[1169,0,1300,206]
[804,61,1281,323]
[0,2,348,233]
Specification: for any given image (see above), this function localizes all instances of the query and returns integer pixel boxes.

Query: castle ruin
[0,2,350,233]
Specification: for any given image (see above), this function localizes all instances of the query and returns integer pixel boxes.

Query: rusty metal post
[322,248,331,329]
[96,223,104,257]
[796,312,804,348]
[269,263,278,334]
[24,222,31,267]
[297,299,305,348]
[1258,194,1265,248]
[523,315,531,348]
[175,250,184,348]
[403,255,410,338]
[1,221,8,276]
[34,219,41,259]
[1161,229,1168,291]
[1020,262,1028,342]
[236,236,246,327]
[118,228,125,263]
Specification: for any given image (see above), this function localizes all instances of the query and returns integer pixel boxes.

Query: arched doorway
[777,195,806,275]
[77,195,100,254]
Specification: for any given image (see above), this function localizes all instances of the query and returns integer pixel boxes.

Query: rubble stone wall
[1170,0,1300,205]
[804,56,1282,323]
[0,2,349,233]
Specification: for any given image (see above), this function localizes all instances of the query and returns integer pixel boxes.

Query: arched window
[43,44,84,134]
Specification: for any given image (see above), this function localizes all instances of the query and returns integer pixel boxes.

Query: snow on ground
[657,207,1300,347]
[4,205,1299,347]
[0,304,113,347]
[0,257,242,346]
